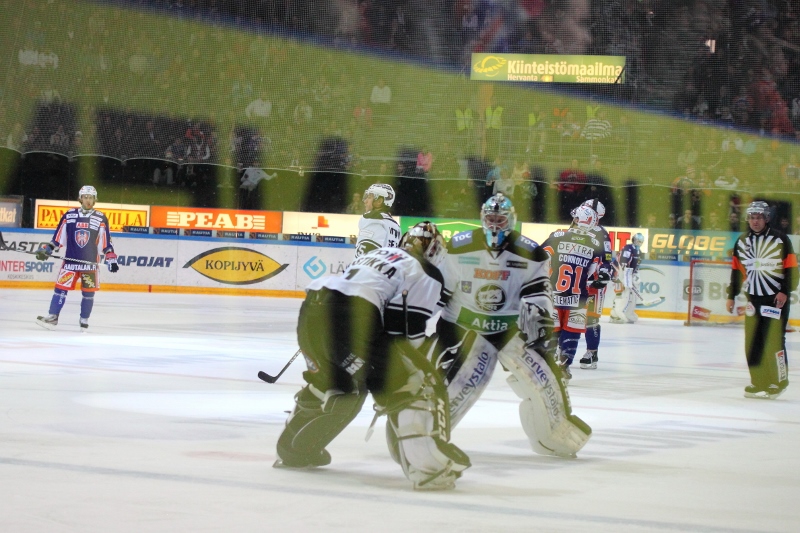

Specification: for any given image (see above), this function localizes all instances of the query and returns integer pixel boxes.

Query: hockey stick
[257,348,302,384]
[11,248,103,266]
[0,231,101,265]
[402,290,409,338]
[629,280,664,308]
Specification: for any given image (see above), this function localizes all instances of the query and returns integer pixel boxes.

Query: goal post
[684,259,745,326]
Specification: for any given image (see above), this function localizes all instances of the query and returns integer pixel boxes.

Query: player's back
[542,229,603,308]
[354,210,401,257]
[310,247,443,338]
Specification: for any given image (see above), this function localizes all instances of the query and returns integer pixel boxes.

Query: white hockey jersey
[440,229,551,336]
[308,247,444,340]
[354,209,401,258]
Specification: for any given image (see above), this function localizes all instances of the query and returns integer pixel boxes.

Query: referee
[726,201,798,399]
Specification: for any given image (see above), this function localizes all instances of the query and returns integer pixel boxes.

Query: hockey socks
[80,291,94,320]
[558,330,581,365]
[48,289,68,316]
[585,323,601,351]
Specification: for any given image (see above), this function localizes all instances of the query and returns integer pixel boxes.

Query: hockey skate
[273,448,332,469]
[744,383,788,400]
[79,318,89,333]
[579,351,598,369]
[557,352,572,381]
[35,314,58,330]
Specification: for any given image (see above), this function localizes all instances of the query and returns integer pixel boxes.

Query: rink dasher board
[0,229,354,295]
[2,229,798,324]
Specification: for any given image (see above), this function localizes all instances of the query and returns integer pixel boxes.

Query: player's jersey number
[555,264,584,294]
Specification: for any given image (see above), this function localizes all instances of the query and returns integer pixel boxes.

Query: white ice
[1,289,799,532]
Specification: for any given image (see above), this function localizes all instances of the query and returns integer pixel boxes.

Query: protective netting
[1,0,799,225]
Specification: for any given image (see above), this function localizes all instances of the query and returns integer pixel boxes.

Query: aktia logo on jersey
[74,230,90,248]
[475,283,506,312]
[183,247,288,285]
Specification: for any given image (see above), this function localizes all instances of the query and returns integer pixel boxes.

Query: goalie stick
[628,278,664,308]
[257,348,302,384]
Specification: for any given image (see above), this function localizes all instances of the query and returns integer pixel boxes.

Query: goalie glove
[518,299,556,359]
[35,243,54,261]
[105,251,119,273]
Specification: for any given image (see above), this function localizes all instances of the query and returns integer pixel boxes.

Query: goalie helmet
[481,193,516,249]
[400,221,446,266]
[364,183,395,207]
[632,233,644,248]
[746,200,771,221]
[78,185,98,200]
[571,205,598,233]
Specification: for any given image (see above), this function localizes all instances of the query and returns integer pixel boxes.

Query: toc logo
[303,256,327,279]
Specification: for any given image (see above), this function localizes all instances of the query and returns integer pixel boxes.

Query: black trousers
[745,297,790,389]
[297,288,388,394]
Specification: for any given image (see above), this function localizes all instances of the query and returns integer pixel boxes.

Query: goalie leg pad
[428,329,499,428]
[497,335,592,457]
[382,344,471,490]
[610,289,633,323]
[276,384,366,468]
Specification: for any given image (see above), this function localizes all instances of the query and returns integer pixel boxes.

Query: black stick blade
[257,370,278,384]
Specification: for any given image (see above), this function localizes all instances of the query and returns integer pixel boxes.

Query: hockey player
[354,183,401,258]
[541,205,607,381]
[609,233,644,324]
[34,185,119,331]
[726,201,798,399]
[427,194,592,458]
[574,199,613,370]
[275,222,471,490]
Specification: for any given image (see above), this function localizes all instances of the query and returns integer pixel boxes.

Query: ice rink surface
[1,289,799,532]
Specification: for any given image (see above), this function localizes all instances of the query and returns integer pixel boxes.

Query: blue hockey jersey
[50,208,114,268]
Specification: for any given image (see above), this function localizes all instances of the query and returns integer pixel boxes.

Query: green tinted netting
[1,0,799,228]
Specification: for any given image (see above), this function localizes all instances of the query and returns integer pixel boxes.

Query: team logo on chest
[461,281,473,293]
[475,283,506,312]
[75,229,90,248]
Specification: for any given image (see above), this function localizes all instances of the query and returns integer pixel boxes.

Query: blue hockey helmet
[632,233,645,248]
[481,193,516,249]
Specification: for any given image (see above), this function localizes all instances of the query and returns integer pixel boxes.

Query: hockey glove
[105,251,119,273]
[590,270,611,288]
[35,243,54,261]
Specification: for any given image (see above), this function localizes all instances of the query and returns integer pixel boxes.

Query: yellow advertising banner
[35,200,150,232]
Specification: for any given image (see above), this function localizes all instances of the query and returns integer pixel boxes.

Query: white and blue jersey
[50,208,114,270]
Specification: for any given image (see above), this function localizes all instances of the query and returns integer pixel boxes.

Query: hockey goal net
[685,259,744,326]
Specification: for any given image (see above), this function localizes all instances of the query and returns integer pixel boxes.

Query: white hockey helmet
[364,183,395,207]
[572,205,598,233]
[400,221,446,266]
[632,232,645,247]
[78,185,98,200]
[746,200,771,222]
[571,198,605,219]
[481,193,516,249]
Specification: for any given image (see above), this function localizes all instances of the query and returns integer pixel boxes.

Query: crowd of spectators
[2,0,800,223]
